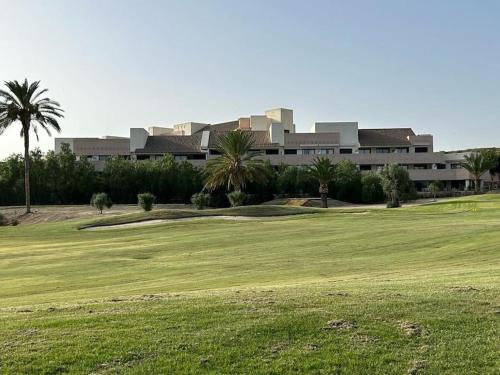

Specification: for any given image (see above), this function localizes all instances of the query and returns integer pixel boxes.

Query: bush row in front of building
[0,146,414,207]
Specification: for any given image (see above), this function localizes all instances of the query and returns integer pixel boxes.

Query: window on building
[358,148,371,154]
[450,163,462,169]
[413,164,429,170]
[284,149,297,155]
[301,149,315,155]
[359,165,372,171]
[284,130,290,134]
[188,154,206,160]
[137,155,151,160]
[436,163,446,170]
[376,148,390,153]
[340,148,353,154]
[415,147,428,153]
[393,148,409,153]
[265,149,279,155]
[316,149,332,155]
[210,149,221,155]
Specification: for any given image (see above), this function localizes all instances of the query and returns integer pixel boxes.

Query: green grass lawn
[0,196,499,374]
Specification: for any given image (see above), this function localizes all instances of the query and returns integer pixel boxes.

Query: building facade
[55,108,496,191]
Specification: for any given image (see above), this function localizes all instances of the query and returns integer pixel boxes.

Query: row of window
[80,154,464,172]
[359,163,462,171]
[80,155,131,161]
[282,149,353,155]
[359,147,428,154]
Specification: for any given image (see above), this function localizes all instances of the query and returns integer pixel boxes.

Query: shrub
[380,164,412,208]
[138,192,155,211]
[227,191,247,207]
[402,182,418,202]
[386,201,400,208]
[361,172,385,203]
[191,192,210,210]
[0,213,7,226]
[427,181,444,200]
[333,160,362,203]
[90,192,112,214]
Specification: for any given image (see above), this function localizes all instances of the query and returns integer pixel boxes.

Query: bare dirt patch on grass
[400,321,423,337]
[323,319,356,330]
[0,204,191,225]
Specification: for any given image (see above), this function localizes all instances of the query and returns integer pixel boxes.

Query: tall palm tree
[203,130,267,193]
[308,157,335,208]
[461,151,493,193]
[0,80,64,213]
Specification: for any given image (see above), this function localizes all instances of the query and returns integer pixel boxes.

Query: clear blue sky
[1,0,498,158]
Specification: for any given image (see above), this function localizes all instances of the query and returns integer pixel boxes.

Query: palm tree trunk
[319,183,328,208]
[475,176,480,194]
[23,127,31,214]
[321,193,328,208]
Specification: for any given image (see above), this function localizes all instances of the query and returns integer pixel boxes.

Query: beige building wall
[238,117,251,130]
[265,108,294,133]
[409,134,434,152]
[148,126,175,136]
[250,115,270,131]
[130,128,149,152]
[269,123,285,146]
[173,122,208,135]
[311,122,359,149]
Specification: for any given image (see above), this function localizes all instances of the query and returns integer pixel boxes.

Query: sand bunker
[83,215,275,230]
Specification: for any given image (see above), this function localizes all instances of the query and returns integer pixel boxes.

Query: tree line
[0,144,202,206]
[0,143,408,207]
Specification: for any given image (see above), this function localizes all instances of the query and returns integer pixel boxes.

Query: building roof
[284,133,340,148]
[136,126,420,154]
[358,128,415,147]
[135,133,203,154]
[208,130,276,148]
[203,120,239,132]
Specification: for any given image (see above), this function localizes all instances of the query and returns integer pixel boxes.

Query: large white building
[55,107,497,191]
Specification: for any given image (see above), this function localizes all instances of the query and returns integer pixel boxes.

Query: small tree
[361,172,385,204]
[227,191,246,207]
[307,157,335,208]
[191,192,210,210]
[483,148,500,188]
[379,164,411,208]
[138,192,155,212]
[427,181,443,200]
[333,159,362,203]
[91,192,112,214]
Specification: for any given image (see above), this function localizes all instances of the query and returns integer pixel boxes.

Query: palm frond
[0,79,64,138]
[308,157,335,184]
[203,130,267,192]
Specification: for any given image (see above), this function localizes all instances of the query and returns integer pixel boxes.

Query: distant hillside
[443,147,498,154]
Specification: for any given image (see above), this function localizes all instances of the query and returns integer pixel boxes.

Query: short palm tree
[308,157,335,208]
[0,80,64,213]
[482,148,500,187]
[461,151,493,193]
[203,130,268,193]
